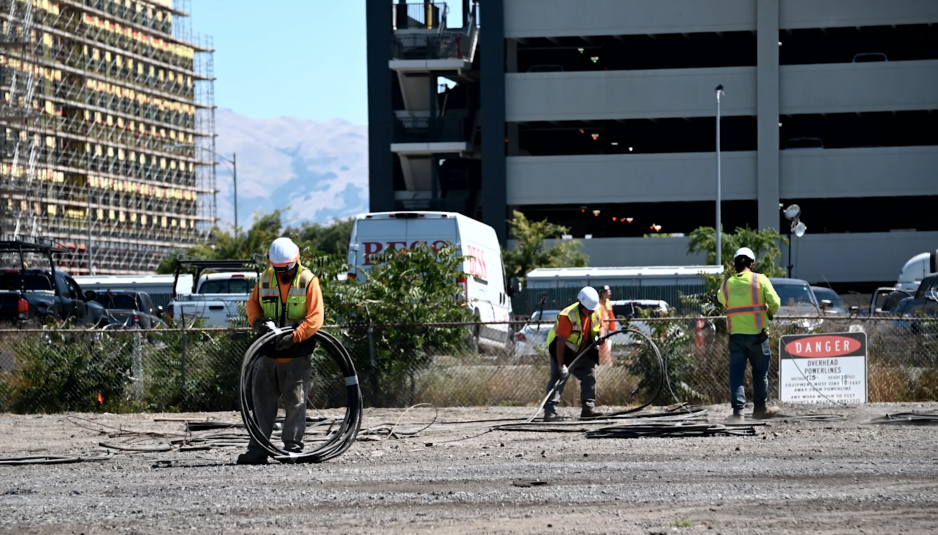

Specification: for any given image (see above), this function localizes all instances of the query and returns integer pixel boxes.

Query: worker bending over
[542,287,605,421]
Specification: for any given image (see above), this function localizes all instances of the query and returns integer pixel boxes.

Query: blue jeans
[728,333,770,413]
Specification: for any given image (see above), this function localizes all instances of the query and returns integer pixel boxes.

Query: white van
[347,211,517,352]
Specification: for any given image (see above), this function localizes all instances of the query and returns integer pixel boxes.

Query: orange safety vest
[721,273,768,334]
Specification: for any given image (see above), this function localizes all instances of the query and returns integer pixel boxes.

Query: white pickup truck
[165,258,262,328]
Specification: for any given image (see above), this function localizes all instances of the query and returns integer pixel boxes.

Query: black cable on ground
[585,422,764,439]
[0,454,111,465]
[863,412,938,426]
[239,329,362,463]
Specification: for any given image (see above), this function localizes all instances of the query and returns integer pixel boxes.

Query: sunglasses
[272,263,296,273]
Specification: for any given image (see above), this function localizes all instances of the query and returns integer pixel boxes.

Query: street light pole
[715,85,725,267]
[231,152,238,237]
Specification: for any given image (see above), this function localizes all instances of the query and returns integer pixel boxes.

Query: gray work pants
[544,342,598,413]
[246,355,311,455]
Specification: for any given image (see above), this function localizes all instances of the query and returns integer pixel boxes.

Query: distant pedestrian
[596,285,617,365]
[717,247,781,421]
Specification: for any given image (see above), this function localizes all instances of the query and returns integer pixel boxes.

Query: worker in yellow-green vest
[717,247,781,421]
[237,237,324,465]
[542,287,605,422]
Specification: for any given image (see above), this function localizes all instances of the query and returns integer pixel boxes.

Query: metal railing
[393,113,468,144]
[0,316,936,413]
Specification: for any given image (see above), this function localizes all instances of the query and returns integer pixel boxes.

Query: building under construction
[0,0,215,274]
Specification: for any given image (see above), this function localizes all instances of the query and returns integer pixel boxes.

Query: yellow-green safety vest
[546,303,602,353]
[720,272,778,335]
[257,265,315,327]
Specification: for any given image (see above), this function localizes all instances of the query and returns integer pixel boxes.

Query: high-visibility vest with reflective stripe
[546,303,602,353]
[722,272,769,335]
[257,265,315,327]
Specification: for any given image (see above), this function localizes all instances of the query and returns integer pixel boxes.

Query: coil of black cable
[239,329,362,463]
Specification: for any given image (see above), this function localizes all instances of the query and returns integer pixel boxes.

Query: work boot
[236,451,268,465]
[579,406,605,419]
[724,413,744,423]
[543,412,563,423]
[752,406,781,420]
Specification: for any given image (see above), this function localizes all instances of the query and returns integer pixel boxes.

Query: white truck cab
[347,211,517,351]
[897,251,938,293]
[166,258,262,328]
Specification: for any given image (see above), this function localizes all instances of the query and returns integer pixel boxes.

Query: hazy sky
[189,0,368,124]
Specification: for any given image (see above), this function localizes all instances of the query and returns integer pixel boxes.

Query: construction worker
[596,285,617,365]
[237,237,324,465]
[542,287,605,421]
[717,247,781,421]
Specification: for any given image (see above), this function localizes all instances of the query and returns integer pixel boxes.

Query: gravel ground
[1,403,937,534]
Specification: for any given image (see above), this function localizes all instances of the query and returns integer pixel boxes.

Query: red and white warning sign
[779,332,867,404]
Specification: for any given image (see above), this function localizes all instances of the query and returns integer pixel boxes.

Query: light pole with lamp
[783,204,806,277]
[715,84,725,267]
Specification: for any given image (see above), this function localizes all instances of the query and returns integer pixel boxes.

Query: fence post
[367,325,378,400]
[179,316,187,403]
[132,331,143,401]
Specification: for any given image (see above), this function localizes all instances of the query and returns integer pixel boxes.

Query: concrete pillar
[506,38,517,73]
[367,2,394,212]
[756,0,780,231]
[480,0,507,244]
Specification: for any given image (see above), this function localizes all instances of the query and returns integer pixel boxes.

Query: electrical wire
[239,329,362,463]
[0,454,111,465]
[863,412,938,426]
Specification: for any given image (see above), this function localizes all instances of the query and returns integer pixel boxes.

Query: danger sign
[779,332,867,404]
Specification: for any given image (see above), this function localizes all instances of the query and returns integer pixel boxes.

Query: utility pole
[232,152,238,237]
[715,85,725,267]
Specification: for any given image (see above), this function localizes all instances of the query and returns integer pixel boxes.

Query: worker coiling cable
[239,327,362,463]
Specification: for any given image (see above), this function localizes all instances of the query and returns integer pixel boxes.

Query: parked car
[769,278,823,329]
[526,64,563,72]
[784,137,824,150]
[93,290,165,329]
[852,52,887,62]
[811,286,849,315]
[513,309,559,357]
[895,273,938,338]
[0,239,106,327]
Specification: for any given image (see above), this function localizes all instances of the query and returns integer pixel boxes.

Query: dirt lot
[1,403,937,535]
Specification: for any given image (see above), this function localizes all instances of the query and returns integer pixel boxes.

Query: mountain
[212,108,369,229]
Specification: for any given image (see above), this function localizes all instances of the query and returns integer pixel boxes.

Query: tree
[502,211,588,287]
[156,210,352,273]
[684,226,788,315]
[303,243,474,406]
[290,217,354,258]
[687,226,787,277]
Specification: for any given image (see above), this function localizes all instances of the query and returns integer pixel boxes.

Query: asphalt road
[1,403,937,534]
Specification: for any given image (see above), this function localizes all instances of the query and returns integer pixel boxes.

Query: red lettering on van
[363,242,383,265]
[466,245,487,280]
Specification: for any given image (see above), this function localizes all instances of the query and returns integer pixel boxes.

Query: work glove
[253,317,273,334]
[559,365,569,380]
[273,332,295,352]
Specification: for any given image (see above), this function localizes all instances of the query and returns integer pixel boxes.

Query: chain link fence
[1,316,936,414]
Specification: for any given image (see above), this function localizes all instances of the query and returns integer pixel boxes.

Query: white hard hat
[577,287,600,311]
[268,237,300,269]
[734,247,756,261]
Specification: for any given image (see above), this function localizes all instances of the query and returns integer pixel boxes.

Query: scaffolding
[0,0,216,274]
